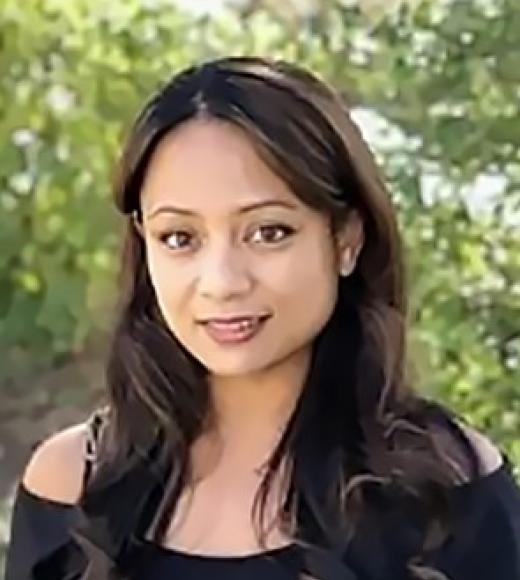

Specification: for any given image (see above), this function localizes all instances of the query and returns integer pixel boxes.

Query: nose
[197,241,254,301]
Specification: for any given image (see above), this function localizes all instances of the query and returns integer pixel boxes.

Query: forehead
[140,118,305,218]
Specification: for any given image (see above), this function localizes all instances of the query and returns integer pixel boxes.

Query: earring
[340,247,353,277]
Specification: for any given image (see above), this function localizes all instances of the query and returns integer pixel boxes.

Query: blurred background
[1,0,519,571]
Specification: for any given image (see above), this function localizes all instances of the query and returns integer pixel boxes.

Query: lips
[200,314,271,345]
[198,314,271,325]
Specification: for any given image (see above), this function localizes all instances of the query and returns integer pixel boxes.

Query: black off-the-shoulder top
[4,452,520,580]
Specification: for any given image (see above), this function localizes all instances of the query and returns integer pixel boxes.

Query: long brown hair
[88,57,482,579]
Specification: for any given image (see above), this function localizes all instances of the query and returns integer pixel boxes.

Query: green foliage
[0,0,196,380]
[0,0,518,473]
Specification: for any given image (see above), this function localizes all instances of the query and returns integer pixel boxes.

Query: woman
[5,56,520,580]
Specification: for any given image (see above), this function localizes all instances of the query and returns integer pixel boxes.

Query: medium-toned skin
[19,117,503,558]
[137,118,364,554]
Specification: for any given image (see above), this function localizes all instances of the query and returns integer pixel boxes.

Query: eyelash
[157,224,296,252]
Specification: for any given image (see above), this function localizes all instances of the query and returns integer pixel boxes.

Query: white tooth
[211,318,256,330]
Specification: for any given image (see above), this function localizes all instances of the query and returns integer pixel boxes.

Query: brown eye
[160,230,193,250]
[249,224,295,245]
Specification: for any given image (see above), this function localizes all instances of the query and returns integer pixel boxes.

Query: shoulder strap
[83,407,109,489]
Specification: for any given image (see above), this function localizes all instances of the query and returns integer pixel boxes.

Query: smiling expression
[138,118,356,378]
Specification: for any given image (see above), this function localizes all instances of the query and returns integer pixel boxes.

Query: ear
[132,210,144,238]
[335,209,364,277]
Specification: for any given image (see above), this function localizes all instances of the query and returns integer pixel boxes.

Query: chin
[195,355,271,378]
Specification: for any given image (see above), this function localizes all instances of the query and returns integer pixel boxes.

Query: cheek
[266,241,339,323]
[271,235,337,293]
[146,252,187,324]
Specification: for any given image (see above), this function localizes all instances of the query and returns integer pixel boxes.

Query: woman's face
[139,118,360,378]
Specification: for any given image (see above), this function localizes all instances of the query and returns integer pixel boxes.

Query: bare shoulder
[22,422,89,505]
[457,422,504,476]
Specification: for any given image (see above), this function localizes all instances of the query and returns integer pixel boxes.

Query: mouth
[199,314,271,345]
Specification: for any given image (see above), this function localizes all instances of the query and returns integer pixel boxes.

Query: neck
[199,346,311,462]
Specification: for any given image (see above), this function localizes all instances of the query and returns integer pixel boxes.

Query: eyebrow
[146,199,299,219]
